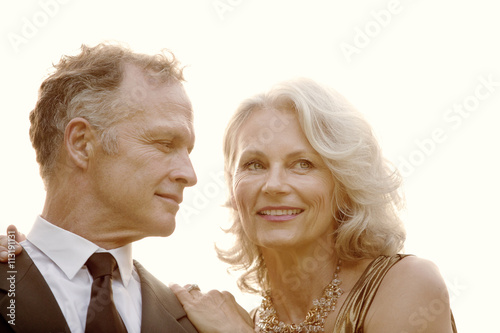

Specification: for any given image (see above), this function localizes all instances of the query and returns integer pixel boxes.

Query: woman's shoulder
[385,255,444,284]
[377,255,450,306]
[363,255,454,332]
[347,254,446,304]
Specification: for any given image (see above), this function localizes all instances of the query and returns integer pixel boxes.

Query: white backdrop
[1,1,499,331]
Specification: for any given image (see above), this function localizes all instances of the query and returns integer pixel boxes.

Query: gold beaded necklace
[257,260,343,333]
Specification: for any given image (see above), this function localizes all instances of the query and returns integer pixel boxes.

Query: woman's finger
[170,283,197,304]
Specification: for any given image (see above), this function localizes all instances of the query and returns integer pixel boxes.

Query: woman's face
[231,106,336,251]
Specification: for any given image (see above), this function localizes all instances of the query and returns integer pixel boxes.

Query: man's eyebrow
[146,124,195,147]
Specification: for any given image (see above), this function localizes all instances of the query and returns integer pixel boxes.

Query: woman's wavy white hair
[218,78,406,294]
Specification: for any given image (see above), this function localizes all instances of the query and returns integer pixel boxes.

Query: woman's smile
[257,206,304,221]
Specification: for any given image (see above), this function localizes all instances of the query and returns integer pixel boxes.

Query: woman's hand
[0,225,25,262]
[170,283,255,333]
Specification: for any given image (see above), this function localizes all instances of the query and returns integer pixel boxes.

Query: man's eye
[155,142,172,151]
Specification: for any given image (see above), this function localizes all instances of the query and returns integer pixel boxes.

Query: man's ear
[64,117,96,170]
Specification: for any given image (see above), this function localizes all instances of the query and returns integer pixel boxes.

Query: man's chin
[153,220,176,237]
[157,227,175,237]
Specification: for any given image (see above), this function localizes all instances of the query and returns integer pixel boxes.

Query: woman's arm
[365,256,455,333]
[170,284,255,333]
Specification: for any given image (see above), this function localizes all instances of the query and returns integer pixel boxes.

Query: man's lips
[155,193,182,205]
[257,206,304,221]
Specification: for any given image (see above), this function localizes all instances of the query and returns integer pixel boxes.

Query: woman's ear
[64,117,96,170]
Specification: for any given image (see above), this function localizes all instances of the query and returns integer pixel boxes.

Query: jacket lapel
[0,252,197,332]
[135,260,198,333]
[0,251,70,333]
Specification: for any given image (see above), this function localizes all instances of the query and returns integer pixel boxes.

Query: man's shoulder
[0,249,35,290]
[133,260,199,333]
[0,249,71,333]
[133,259,179,305]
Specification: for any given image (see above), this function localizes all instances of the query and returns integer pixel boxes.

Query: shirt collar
[105,243,134,286]
[27,216,134,286]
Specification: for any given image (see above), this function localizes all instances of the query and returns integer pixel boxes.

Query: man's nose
[170,150,197,187]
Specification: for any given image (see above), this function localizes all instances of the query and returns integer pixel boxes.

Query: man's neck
[41,198,137,250]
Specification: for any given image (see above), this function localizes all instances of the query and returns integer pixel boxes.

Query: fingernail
[0,251,7,261]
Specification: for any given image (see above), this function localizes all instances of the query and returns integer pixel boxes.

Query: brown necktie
[85,253,128,333]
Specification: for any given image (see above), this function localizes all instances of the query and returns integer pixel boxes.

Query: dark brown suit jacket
[0,250,198,332]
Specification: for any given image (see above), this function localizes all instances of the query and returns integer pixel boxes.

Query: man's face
[87,64,197,243]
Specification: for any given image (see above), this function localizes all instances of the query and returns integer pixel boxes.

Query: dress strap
[333,254,410,332]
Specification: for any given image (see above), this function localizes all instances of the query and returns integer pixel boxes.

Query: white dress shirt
[21,216,142,333]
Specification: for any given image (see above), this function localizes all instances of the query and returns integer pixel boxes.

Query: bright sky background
[1,1,498,331]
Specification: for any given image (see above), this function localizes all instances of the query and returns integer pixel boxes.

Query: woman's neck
[261,235,340,324]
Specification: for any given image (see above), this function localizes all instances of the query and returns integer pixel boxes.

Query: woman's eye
[296,160,312,169]
[246,161,264,170]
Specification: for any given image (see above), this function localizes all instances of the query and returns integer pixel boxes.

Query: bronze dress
[333,254,457,332]
[253,254,458,332]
